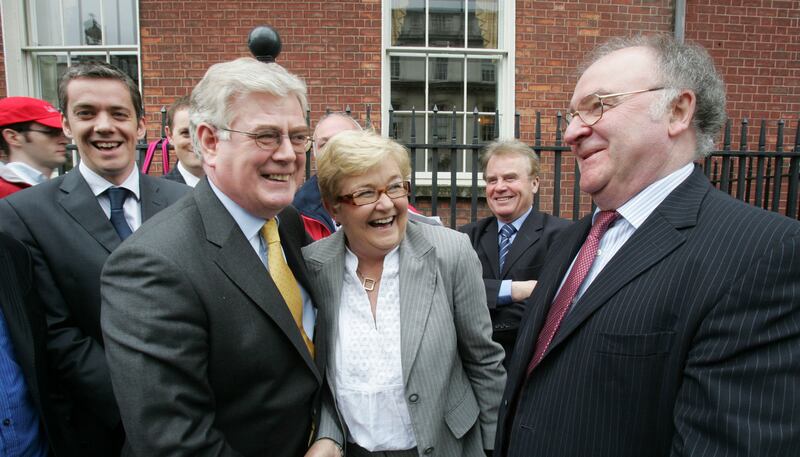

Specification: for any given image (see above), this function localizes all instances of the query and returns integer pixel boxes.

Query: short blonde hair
[480,139,540,177]
[316,130,411,204]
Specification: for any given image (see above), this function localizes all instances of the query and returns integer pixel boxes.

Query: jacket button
[424,447,434,454]
[408,394,419,403]
[503,399,508,406]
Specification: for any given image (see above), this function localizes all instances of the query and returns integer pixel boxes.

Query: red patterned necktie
[527,210,619,374]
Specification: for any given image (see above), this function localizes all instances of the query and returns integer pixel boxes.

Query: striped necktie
[498,223,517,274]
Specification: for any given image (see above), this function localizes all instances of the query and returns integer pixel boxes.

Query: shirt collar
[177,161,201,187]
[594,162,694,228]
[207,177,266,241]
[4,161,48,185]
[497,206,533,234]
[78,161,140,200]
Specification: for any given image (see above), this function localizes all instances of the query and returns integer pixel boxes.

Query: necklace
[356,270,377,291]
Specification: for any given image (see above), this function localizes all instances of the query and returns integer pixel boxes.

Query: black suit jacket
[0,170,188,457]
[101,178,325,457]
[0,233,65,455]
[496,167,800,456]
[161,164,186,184]
[460,210,570,362]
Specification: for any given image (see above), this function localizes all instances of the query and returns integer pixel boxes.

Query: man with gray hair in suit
[101,57,323,457]
[496,34,800,457]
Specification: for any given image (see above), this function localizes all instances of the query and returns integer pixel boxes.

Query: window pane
[118,0,137,44]
[63,0,82,45]
[468,0,498,49]
[466,58,497,113]
[35,54,69,107]
[465,112,497,144]
[392,0,425,46]
[34,0,63,45]
[81,0,104,45]
[390,56,425,111]
[428,57,464,112]
[427,113,463,172]
[110,55,139,87]
[387,113,426,172]
[429,0,465,48]
[101,0,137,45]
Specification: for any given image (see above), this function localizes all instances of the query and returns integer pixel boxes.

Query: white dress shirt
[564,162,695,311]
[333,247,416,451]
[208,178,316,338]
[176,161,200,188]
[78,161,142,231]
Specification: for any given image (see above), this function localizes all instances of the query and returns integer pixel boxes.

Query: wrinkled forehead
[571,46,658,106]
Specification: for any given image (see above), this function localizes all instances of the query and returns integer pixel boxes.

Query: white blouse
[332,247,416,452]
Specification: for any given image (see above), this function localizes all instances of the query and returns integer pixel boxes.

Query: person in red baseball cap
[0,96,68,197]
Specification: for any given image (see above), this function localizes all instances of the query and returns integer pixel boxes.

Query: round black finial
[248,26,282,63]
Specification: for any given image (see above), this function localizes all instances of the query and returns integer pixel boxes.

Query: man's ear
[61,115,73,139]
[668,90,696,138]
[530,175,540,195]
[164,125,174,143]
[2,128,23,147]
[196,123,218,167]
[136,117,146,140]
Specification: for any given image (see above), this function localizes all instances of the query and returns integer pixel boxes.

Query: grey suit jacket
[101,178,324,457]
[303,221,506,457]
[0,169,188,457]
[496,167,800,456]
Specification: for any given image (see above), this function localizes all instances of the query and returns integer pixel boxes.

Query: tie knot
[500,223,517,239]
[107,187,129,210]
[261,218,280,245]
[589,210,619,238]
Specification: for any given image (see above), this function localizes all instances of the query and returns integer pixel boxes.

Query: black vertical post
[533,112,541,211]
[305,108,311,179]
[770,121,784,211]
[786,120,800,219]
[431,105,439,217]
[471,106,479,223]
[365,104,372,130]
[736,118,748,200]
[720,120,732,193]
[450,106,458,228]
[553,112,563,218]
[753,119,766,208]
[409,106,417,206]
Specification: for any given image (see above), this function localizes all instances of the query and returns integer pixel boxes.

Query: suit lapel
[57,171,120,253]
[479,218,501,277]
[501,210,545,277]
[139,173,168,221]
[543,168,709,359]
[398,223,436,384]
[302,231,347,380]
[196,180,320,380]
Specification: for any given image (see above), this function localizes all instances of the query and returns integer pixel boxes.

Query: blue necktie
[107,187,133,240]
[498,223,517,274]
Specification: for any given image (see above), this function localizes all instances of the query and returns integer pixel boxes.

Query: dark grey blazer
[101,178,324,457]
[459,210,570,363]
[304,221,506,457]
[161,165,186,184]
[0,169,188,457]
[0,233,65,455]
[496,167,800,456]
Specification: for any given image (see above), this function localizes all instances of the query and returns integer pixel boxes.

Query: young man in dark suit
[496,35,800,457]
[162,95,204,186]
[101,57,323,457]
[460,139,570,365]
[0,62,188,456]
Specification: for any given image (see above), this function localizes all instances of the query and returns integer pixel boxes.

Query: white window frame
[381,0,515,186]
[1,0,141,101]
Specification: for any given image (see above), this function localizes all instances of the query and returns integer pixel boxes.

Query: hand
[510,280,537,302]
[305,438,343,457]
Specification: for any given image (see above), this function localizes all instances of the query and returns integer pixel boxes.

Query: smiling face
[62,78,144,185]
[327,161,409,262]
[199,92,307,219]
[166,108,203,175]
[564,46,675,210]
[485,153,539,224]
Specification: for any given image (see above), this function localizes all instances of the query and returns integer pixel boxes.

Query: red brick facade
[1,0,797,222]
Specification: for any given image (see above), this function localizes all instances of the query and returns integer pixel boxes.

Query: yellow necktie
[261,219,314,357]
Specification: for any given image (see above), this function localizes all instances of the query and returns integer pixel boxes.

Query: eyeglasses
[219,127,311,153]
[337,181,410,206]
[21,127,64,138]
[565,87,665,127]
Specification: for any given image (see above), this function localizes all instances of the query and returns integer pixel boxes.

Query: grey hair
[189,57,308,159]
[314,112,362,134]
[584,35,727,157]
